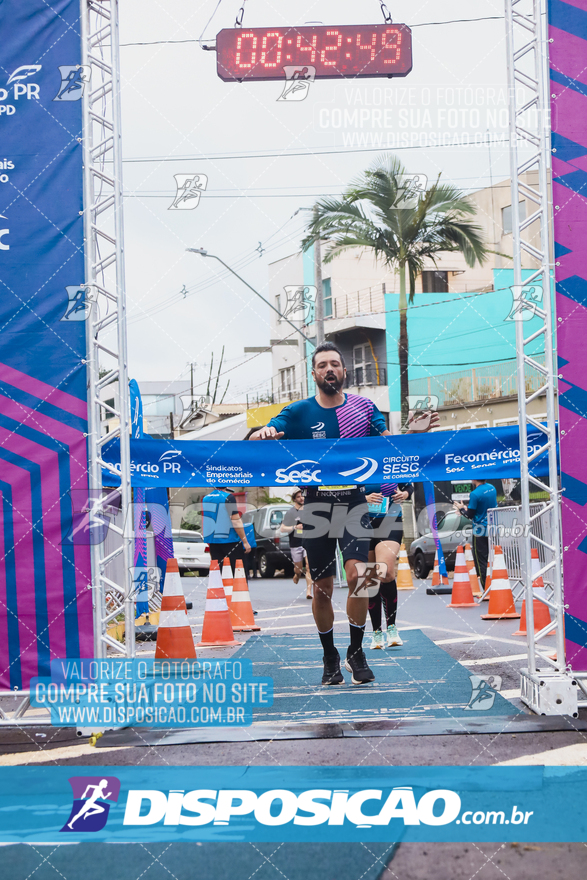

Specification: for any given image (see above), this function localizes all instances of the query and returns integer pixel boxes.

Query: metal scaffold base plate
[520,668,579,717]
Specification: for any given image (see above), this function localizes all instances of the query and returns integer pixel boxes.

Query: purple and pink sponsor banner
[549,0,587,669]
[0,1,93,688]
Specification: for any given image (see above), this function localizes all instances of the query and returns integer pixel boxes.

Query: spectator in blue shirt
[454,479,497,587]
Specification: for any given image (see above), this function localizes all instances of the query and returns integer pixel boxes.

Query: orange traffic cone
[513,548,553,636]
[221,557,234,608]
[197,561,241,647]
[155,558,197,659]
[464,543,482,597]
[448,546,477,608]
[230,560,260,632]
[396,544,414,590]
[481,546,520,619]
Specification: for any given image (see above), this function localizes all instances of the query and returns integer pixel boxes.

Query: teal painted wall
[385,268,549,411]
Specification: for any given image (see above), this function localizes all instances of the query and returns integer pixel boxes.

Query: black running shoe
[344,649,375,685]
[322,650,344,685]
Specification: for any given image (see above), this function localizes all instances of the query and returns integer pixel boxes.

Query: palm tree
[302,154,489,428]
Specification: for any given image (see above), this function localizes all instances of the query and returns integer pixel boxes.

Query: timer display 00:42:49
[216,24,413,82]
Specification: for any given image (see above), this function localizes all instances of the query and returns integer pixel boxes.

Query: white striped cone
[448,546,476,607]
[198,562,241,647]
[530,549,549,605]
[464,543,482,597]
[396,543,414,590]
[230,561,260,631]
[221,557,234,607]
[155,559,196,658]
[513,548,552,635]
[481,546,520,619]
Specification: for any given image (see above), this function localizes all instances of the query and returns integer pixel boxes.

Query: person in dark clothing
[365,482,413,649]
[453,479,497,587]
[202,487,250,577]
[280,487,313,599]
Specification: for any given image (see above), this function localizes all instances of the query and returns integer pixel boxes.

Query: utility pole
[314,208,325,345]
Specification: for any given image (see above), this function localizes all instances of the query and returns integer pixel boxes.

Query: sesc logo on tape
[123,786,461,828]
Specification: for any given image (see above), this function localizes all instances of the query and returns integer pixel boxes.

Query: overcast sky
[118,0,510,402]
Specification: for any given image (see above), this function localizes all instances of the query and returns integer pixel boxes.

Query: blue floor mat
[2,842,397,880]
[240,629,521,725]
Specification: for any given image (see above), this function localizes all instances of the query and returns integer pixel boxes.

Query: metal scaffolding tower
[81,0,134,659]
[505,0,577,714]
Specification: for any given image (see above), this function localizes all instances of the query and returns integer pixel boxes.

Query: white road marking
[461,653,528,666]
[496,744,587,765]
[436,636,484,645]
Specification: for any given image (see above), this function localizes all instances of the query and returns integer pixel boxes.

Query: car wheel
[413,551,430,580]
[257,552,275,579]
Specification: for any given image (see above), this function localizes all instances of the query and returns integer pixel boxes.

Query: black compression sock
[318,628,337,657]
[381,579,398,628]
[348,623,366,657]
[368,588,382,631]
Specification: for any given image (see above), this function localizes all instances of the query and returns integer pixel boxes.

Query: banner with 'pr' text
[101,424,553,488]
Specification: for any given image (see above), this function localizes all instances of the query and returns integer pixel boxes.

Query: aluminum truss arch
[505,0,577,714]
[81,0,134,659]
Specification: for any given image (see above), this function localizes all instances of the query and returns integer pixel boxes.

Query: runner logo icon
[61,776,121,832]
[54,65,91,102]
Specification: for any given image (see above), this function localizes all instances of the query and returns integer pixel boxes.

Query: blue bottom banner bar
[1,766,585,842]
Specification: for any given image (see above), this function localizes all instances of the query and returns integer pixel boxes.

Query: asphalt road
[1,571,586,767]
[2,573,586,878]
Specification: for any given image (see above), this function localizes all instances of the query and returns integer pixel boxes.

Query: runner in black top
[250,342,438,687]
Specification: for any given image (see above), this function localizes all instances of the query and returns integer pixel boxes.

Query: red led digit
[356,32,378,62]
[321,30,343,66]
[261,31,283,68]
[382,28,402,64]
[296,33,318,63]
[236,32,258,68]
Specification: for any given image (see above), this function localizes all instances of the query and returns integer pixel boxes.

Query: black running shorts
[369,515,403,551]
[301,495,372,581]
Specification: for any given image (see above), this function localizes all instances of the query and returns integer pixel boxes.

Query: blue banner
[0,766,585,842]
[102,425,552,488]
[0,0,93,688]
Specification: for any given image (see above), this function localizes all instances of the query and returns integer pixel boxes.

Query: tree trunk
[398,262,409,430]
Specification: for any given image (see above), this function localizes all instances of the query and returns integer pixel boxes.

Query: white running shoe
[370,630,385,649]
[386,624,403,647]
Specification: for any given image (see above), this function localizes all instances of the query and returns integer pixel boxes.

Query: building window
[280,366,295,393]
[502,201,526,235]
[104,398,115,419]
[353,343,374,385]
[421,270,449,293]
[323,277,332,318]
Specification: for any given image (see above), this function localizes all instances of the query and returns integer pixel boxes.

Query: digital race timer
[216,24,412,82]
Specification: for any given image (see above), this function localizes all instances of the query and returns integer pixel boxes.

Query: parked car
[242,504,293,578]
[172,529,210,575]
[407,511,473,580]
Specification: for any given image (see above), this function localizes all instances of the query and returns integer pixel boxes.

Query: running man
[280,487,313,599]
[250,342,438,686]
[67,779,112,829]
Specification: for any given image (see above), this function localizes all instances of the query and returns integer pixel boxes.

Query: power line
[119,16,505,47]
[121,137,510,164]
